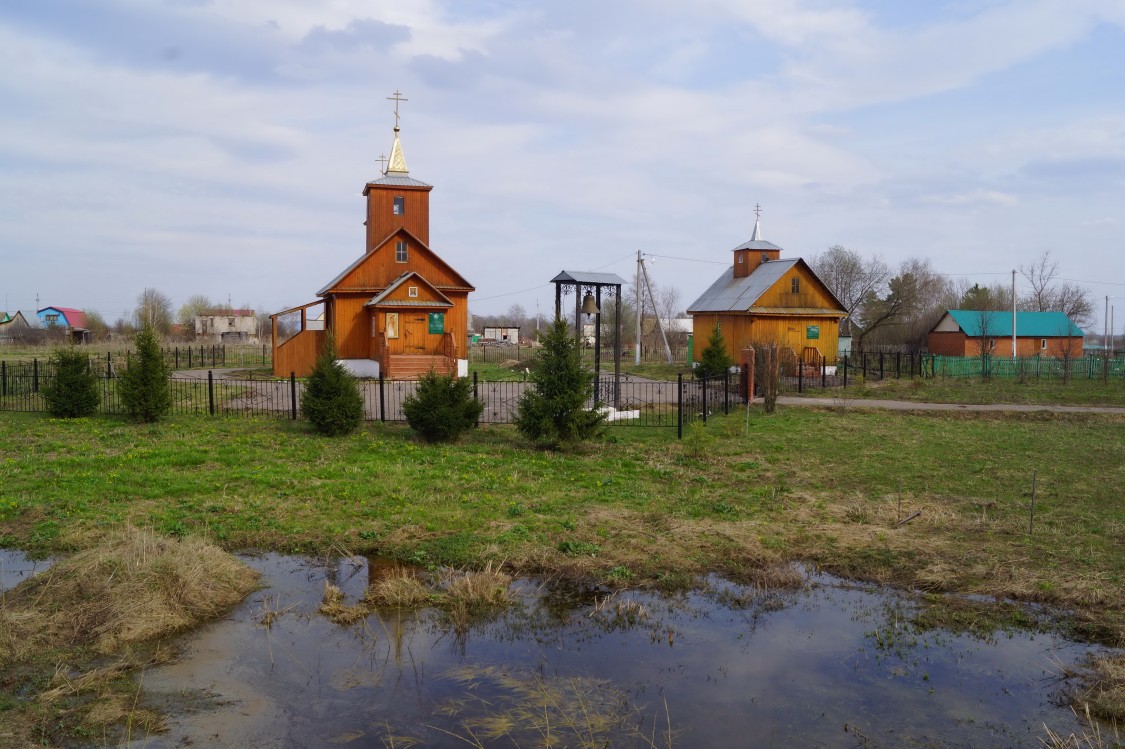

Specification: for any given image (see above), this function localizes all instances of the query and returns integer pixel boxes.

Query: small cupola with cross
[732,204,783,278]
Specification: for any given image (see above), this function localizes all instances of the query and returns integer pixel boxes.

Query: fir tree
[696,323,734,379]
[118,323,172,422]
[42,346,100,418]
[403,369,483,443]
[516,318,605,446]
[300,334,363,436]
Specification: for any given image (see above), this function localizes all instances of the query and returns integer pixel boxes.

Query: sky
[1,0,1124,334]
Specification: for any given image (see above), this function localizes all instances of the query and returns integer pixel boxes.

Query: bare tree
[1055,323,1081,385]
[809,245,890,315]
[972,310,996,381]
[177,294,213,339]
[134,288,173,334]
[82,309,109,340]
[1019,251,1093,327]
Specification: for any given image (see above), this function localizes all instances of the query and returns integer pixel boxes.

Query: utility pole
[634,250,643,366]
[1011,269,1017,359]
[1106,296,1111,357]
[640,258,673,364]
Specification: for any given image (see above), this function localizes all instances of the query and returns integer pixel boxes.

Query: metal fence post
[33,358,39,393]
[262,344,267,367]
[175,347,179,369]
[702,375,708,423]
[842,354,848,388]
[879,353,885,380]
[379,372,386,423]
[821,355,826,388]
[472,371,479,427]
[290,373,297,419]
[896,351,901,378]
[797,359,803,393]
[187,347,192,368]
[677,373,683,439]
[1,361,5,397]
[208,370,215,416]
[723,372,730,415]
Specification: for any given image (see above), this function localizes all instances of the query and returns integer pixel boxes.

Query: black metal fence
[0,344,271,378]
[0,366,741,437]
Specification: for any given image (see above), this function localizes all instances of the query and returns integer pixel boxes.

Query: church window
[791,277,801,294]
[396,241,408,263]
[393,196,404,215]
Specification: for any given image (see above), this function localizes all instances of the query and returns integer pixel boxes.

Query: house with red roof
[36,306,91,343]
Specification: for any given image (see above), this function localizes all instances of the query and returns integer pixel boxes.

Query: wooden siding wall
[365,186,431,249]
[692,313,842,363]
[332,294,374,360]
[273,329,325,378]
[334,238,468,292]
[755,264,841,310]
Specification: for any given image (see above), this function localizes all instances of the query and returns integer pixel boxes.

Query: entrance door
[402,313,429,353]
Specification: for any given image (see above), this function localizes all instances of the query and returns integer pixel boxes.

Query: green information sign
[806,325,820,340]
[428,313,445,334]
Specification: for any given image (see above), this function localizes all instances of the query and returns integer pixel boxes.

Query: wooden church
[687,212,848,365]
[272,109,474,379]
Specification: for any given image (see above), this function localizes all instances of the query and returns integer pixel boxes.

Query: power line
[643,253,727,265]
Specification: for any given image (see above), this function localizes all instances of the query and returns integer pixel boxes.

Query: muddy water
[96,553,1101,749]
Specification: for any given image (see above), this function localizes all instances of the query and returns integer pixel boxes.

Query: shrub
[118,324,172,422]
[301,335,363,436]
[516,318,605,446]
[403,369,483,443]
[696,323,734,379]
[41,346,101,418]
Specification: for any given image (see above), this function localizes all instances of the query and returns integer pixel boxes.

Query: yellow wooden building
[687,217,848,364]
[271,118,474,379]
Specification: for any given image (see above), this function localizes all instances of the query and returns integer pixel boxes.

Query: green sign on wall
[428,313,445,334]
[806,325,820,340]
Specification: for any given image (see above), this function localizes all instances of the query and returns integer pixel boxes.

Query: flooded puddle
[0,548,52,592]
[97,553,1104,749]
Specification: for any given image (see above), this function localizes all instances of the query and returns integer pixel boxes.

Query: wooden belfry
[550,271,627,407]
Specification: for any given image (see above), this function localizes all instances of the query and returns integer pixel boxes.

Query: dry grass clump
[589,592,649,629]
[363,567,432,608]
[1081,654,1125,723]
[84,693,166,734]
[1041,704,1121,748]
[314,564,510,626]
[439,562,512,609]
[318,582,369,626]
[0,526,259,659]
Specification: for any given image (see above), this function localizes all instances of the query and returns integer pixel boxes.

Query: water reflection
[109,554,1101,748]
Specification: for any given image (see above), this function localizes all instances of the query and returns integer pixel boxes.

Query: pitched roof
[365,272,453,308]
[38,307,88,329]
[687,259,799,313]
[942,310,1084,337]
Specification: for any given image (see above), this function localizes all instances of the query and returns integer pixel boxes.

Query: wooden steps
[385,354,456,380]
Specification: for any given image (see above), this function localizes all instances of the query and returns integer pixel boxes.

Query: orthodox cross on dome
[387,90,408,131]
[751,203,763,241]
[385,90,410,174]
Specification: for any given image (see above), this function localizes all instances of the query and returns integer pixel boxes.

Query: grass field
[796,375,1125,407]
[2,407,1122,643]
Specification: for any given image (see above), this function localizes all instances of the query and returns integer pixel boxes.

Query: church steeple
[362,91,433,251]
[386,127,409,175]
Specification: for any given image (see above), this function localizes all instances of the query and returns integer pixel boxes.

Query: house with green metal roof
[928,310,1084,358]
